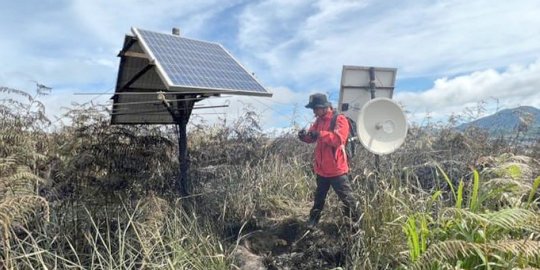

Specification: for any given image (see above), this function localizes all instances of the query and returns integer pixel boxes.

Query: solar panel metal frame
[111,33,178,125]
[111,28,272,125]
[132,27,272,97]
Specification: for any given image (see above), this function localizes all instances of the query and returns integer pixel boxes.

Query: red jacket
[300,110,349,177]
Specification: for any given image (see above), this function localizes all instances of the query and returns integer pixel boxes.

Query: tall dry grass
[1,86,539,269]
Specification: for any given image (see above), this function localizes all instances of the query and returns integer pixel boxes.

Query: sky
[1,0,540,131]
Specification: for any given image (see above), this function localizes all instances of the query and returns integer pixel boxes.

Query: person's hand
[308,130,319,140]
[298,129,307,139]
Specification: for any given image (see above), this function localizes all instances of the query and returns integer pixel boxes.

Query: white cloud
[0,1,244,89]
[40,89,112,126]
[191,85,310,130]
[2,0,540,130]
[237,0,540,86]
[396,59,540,122]
[70,0,245,44]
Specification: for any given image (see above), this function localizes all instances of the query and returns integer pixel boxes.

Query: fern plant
[407,208,540,269]
[404,164,540,269]
[0,85,51,268]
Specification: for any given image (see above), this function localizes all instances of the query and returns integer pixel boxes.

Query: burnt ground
[230,217,360,270]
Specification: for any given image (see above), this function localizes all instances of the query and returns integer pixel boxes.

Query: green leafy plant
[469,169,480,212]
[404,172,540,269]
[526,176,540,208]
[403,213,430,262]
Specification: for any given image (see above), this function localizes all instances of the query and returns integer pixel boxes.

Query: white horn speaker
[357,98,408,155]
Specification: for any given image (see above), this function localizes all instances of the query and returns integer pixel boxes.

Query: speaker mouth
[357,98,407,155]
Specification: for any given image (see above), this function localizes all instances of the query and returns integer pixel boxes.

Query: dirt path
[232,218,356,269]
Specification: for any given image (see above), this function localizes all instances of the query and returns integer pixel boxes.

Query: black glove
[298,129,307,139]
[308,130,319,140]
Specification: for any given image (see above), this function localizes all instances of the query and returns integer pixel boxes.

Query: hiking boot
[306,216,319,230]
[307,209,321,230]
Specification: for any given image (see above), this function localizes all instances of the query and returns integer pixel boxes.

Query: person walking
[298,93,360,229]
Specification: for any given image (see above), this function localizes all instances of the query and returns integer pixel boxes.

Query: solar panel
[133,28,271,96]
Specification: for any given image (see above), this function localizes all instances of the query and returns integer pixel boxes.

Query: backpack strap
[329,113,348,162]
[329,113,340,131]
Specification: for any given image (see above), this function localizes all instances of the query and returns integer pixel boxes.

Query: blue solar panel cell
[135,29,268,95]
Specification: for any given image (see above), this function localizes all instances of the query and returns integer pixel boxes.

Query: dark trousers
[310,174,359,222]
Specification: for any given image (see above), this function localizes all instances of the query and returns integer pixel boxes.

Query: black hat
[305,93,331,109]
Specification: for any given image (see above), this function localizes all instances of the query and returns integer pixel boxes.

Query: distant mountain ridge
[458,106,540,136]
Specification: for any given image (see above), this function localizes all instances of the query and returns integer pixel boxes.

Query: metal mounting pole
[369,67,381,174]
[176,115,190,197]
[159,93,195,197]
[369,67,376,100]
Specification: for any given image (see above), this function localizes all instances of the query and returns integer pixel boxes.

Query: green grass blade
[419,215,429,254]
[403,215,420,261]
[456,180,464,209]
[527,176,540,209]
[469,170,480,212]
[436,164,456,201]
